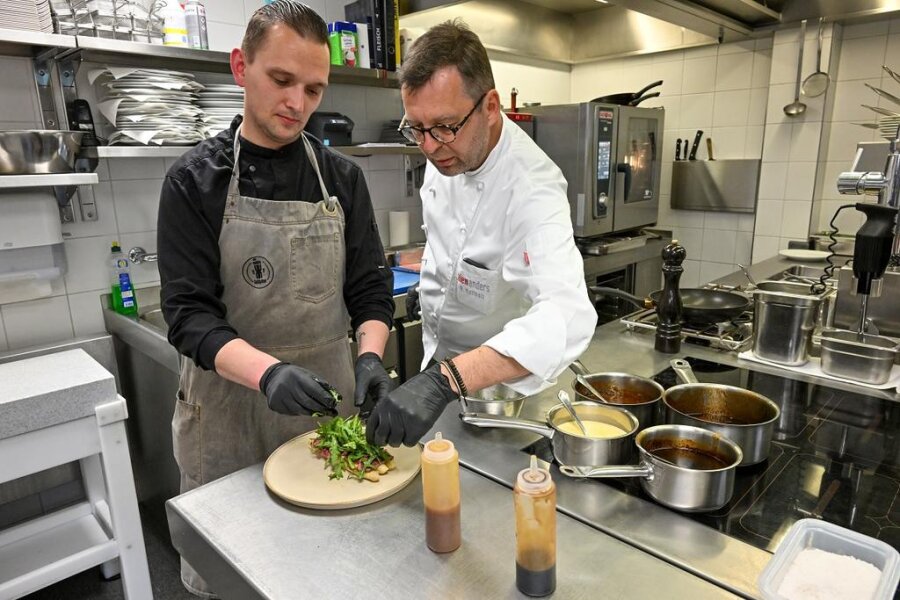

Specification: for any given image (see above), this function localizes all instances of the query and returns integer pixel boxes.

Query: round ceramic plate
[779,249,830,262]
[263,431,421,510]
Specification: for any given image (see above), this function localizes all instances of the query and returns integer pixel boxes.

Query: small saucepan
[569,360,664,432]
[460,402,639,467]
[664,359,780,466]
[559,424,743,512]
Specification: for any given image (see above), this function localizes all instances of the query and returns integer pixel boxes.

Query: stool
[0,349,152,599]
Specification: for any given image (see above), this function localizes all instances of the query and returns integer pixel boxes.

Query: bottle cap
[516,455,553,494]
[423,432,456,463]
[111,241,121,252]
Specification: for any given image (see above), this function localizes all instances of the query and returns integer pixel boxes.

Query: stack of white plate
[3,0,53,33]
[93,67,206,146]
[879,116,900,141]
[197,84,244,138]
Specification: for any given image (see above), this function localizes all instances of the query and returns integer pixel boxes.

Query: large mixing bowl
[0,130,84,174]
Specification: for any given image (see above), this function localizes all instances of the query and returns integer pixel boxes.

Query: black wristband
[259,361,289,393]
[443,357,468,399]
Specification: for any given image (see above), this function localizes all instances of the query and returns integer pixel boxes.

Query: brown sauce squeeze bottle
[422,432,461,553]
[514,455,556,597]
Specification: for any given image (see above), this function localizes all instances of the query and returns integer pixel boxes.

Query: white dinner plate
[779,249,830,262]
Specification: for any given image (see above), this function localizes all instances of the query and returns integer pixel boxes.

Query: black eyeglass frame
[398,92,488,145]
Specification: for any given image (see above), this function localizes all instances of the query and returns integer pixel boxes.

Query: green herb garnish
[310,415,394,481]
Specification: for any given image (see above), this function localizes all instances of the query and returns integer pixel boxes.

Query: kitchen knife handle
[706,137,714,161]
[675,138,682,161]
[688,130,703,160]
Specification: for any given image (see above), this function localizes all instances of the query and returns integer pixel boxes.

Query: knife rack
[671,159,761,213]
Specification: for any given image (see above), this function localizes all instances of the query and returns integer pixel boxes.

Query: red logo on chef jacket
[242,256,274,288]
[524,251,530,266]
[457,274,468,285]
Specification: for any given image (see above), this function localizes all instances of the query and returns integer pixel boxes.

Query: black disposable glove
[405,284,421,319]
[258,362,339,417]
[354,352,394,418]
[366,362,458,447]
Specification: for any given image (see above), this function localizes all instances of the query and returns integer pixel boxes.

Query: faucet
[129,247,158,264]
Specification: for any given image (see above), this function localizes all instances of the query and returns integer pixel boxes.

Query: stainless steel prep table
[166,464,738,599]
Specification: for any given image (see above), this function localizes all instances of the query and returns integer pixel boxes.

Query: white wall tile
[681,259,701,288]
[651,60,684,96]
[734,231,753,265]
[713,90,751,127]
[831,79,882,122]
[718,40,755,56]
[683,46,717,60]
[704,212,738,231]
[682,57,717,94]
[752,235,780,262]
[672,226,704,260]
[700,229,736,263]
[744,125,764,157]
[737,214,756,232]
[770,42,800,85]
[207,0,246,25]
[1,296,73,349]
[68,290,106,337]
[885,34,900,73]
[837,35,887,81]
[819,161,848,201]
[680,93,714,130]
[751,50,772,89]
[842,20,890,40]
[758,162,788,199]
[754,199,783,235]
[119,232,161,286]
[112,179,162,233]
[747,88,768,127]
[63,236,113,294]
[765,83,795,125]
[780,201,812,238]
[207,21,245,53]
[699,261,734,284]
[762,121,792,163]
[709,127,745,159]
[826,121,872,162]
[784,162,817,200]
[715,53,753,91]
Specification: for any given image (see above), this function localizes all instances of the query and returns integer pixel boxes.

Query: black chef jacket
[158,116,394,371]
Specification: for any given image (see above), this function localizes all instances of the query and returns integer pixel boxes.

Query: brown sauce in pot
[648,446,731,470]
[578,382,648,404]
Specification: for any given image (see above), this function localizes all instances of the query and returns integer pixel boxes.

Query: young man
[366,21,597,448]
[157,2,393,595]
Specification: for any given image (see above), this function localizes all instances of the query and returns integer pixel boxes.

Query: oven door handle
[616,162,631,200]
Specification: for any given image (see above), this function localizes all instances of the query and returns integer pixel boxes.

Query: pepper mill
[655,241,686,354]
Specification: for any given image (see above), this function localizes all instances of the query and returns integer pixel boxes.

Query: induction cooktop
[524,357,900,555]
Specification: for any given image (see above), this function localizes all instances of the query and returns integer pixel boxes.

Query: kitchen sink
[139,307,168,333]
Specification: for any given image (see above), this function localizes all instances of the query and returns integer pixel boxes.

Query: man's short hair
[398,19,495,101]
[242,0,328,62]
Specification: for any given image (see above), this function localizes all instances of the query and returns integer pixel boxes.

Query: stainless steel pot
[569,365,664,432]
[460,402,638,467]
[559,424,743,512]
[0,130,84,174]
[752,281,829,366]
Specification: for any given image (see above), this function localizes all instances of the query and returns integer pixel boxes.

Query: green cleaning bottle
[110,241,139,316]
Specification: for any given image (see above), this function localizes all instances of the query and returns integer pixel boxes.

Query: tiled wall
[570,41,768,286]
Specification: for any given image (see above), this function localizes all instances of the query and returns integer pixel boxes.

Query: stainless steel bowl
[460,384,526,418]
[0,130,84,174]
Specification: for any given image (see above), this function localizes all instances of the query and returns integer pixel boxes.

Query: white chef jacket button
[447,259,453,266]
[460,225,466,232]
[421,224,427,231]
[249,165,256,172]
[440,287,446,293]
[477,182,484,191]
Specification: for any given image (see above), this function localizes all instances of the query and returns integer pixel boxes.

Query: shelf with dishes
[0,26,76,56]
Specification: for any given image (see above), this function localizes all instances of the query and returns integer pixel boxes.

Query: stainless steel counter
[167,464,738,599]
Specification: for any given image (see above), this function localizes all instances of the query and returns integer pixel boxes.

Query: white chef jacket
[418,112,598,395]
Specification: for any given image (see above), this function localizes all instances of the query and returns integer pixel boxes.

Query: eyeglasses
[398,92,487,145]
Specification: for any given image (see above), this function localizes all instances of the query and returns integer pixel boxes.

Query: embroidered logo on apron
[242,255,274,288]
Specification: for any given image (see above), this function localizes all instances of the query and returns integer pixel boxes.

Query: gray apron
[173,127,356,597]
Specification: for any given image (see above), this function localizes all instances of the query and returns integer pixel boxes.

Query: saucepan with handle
[569,360,664,432]
[664,359,780,466]
[460,401,638,467]
[559,424,743,512]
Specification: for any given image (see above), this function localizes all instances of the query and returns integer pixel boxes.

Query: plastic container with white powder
[759,519,900,600]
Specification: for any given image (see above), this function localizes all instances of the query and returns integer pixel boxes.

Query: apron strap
[228,125,337,212]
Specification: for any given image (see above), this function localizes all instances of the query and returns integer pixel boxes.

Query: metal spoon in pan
[557,390,588,436]
[568,360,611,404]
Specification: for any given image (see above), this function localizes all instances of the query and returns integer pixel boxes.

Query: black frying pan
[592,80,663,106]
[590,286,751,324]
[629,91,660,106]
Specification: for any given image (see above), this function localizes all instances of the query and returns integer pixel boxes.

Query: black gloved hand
[366,362,458,447]
[354,352,394,418]
[405,284,421,320]
[259,362,339,417]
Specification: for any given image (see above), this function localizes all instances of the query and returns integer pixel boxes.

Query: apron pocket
[172,391,202,489]
[456,259,501,315]
[291,233,339,303]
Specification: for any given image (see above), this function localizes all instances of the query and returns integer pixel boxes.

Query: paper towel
[389,211,410,247]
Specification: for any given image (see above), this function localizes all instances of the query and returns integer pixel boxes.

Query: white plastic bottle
[162,0,188,48]
[184,0,208,50]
